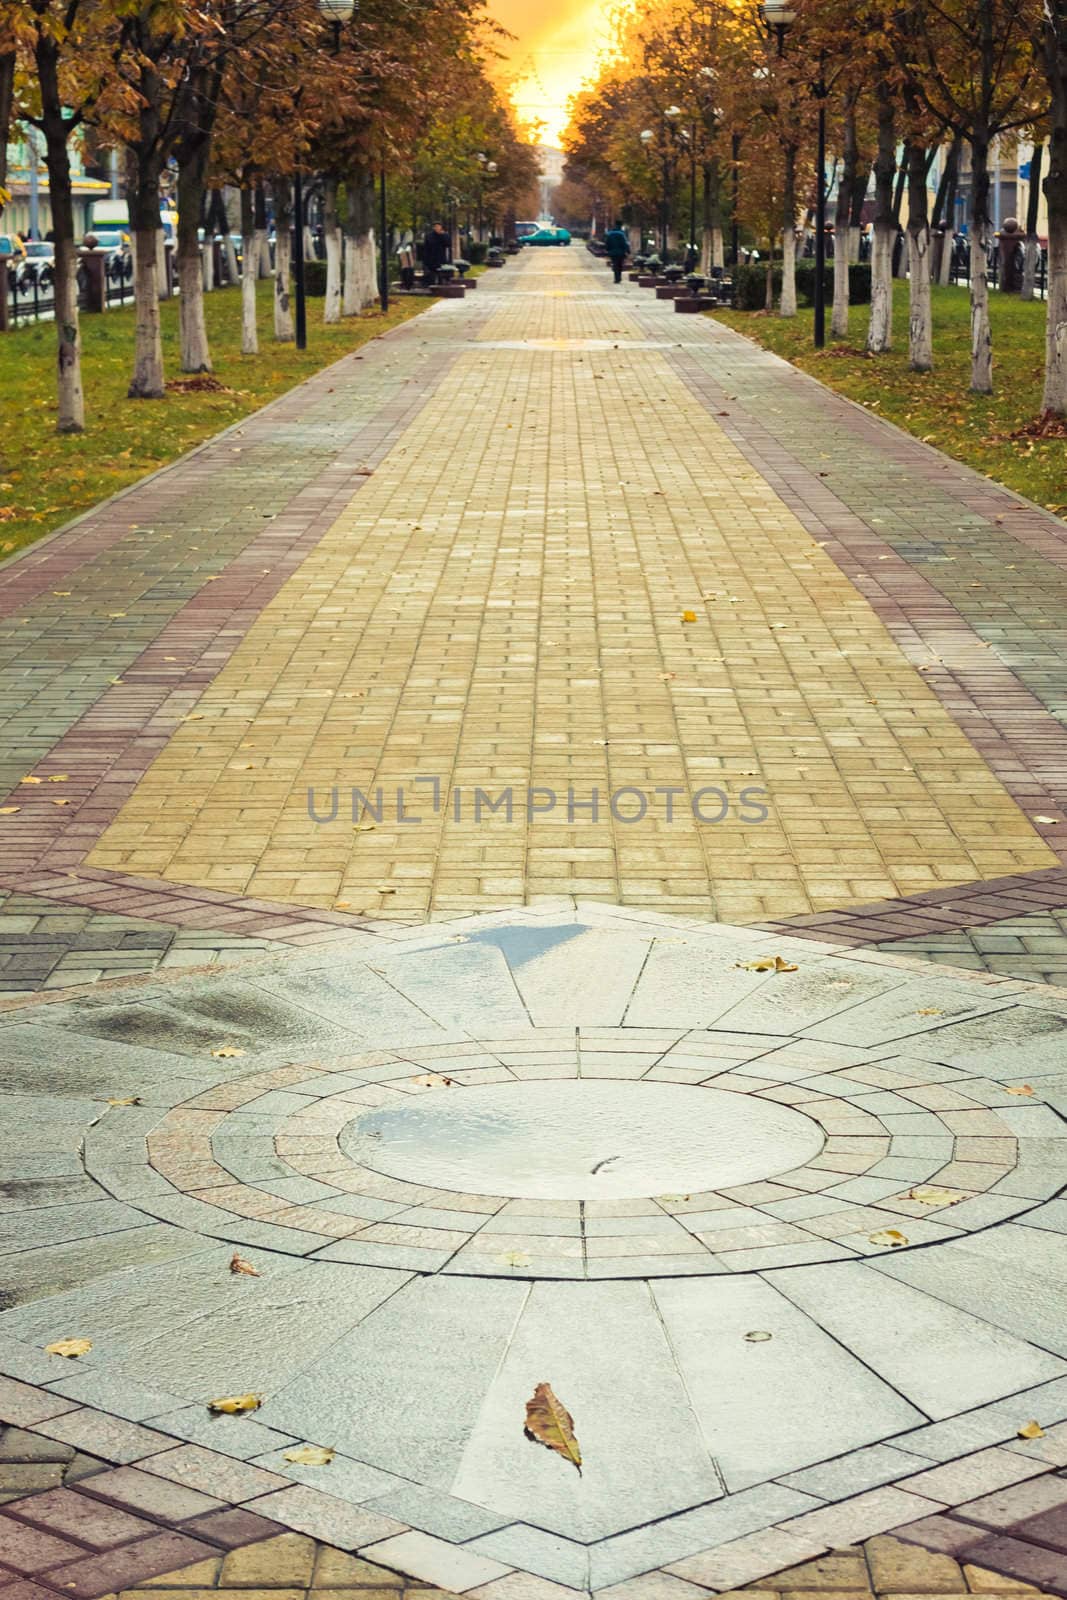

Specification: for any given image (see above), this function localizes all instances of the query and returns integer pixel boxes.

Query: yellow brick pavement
[87,253,1056,921]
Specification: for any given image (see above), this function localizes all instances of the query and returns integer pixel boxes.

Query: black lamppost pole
[758,1,828,349]
[295,0,356,352]
[731,131,741,265]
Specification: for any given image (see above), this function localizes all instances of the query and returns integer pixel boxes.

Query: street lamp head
[318,0,356,16]
[663,105,683,118]
[699,65,717,78]
[639,128,654,144]
[486,161,498,174]
[759,2,797,25]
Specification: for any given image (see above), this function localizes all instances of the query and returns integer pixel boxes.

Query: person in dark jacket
[603,220,629,283]
[422,221,450,286]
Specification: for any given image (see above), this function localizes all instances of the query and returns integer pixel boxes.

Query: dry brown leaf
[208,1392,261,1413]
[211,1046,245,1059]
[229,1252,261,1277]
[1017,1420,1045,1439]
[868,1228,909,1248]
[283,1443,335,1465]
[107,1096,142,1107]
[45,1337,92,1359]
[524,1382,581,1472]
[907,1186,963,1207]
[737,955,798,973]
[1005,1084,1035,1096]
[744,1330,773,1342]
[414,1073,454,1089]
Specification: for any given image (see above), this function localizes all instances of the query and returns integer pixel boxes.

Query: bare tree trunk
[939,140,961,283]
[177,152,212,373]
[272,179,294,342]
[224,231,239,285]
[323,173,342,324]
[1042,23,1067,414]
[239,187,258,355]
[891,162,908,277]
[779,143,798,316]
[833,94,859,337]
[970,133,994,393]
[0,50,13,221]
[867,84,896,353]
[35,36,83,432]
[702,161,724,270]
[849,165,866,261]
[1023,143,1044,299]
[906,137,934,371]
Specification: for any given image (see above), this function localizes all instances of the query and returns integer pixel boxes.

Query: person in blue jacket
[603,220,629,283]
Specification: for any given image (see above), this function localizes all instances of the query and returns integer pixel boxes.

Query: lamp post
[731,131,741,266]
[757,1,827,349]
[294,0,356,350]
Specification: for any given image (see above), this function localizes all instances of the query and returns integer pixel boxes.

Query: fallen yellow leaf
[737,955,798,973]
[1033,816,1059,825]
[229,1252,261,1277]
[208,1393,261,1414]
[525,1382,581,1472]
[1005,1084,1035,1096]
[1018,1420,1045,1439]
[498,1250,532,1268]
[51,798,72,807]
[45,1338,92,1359]
[283,1443,335,1465]
[868,1228,909,1248]
[107,1096,142,1107]
[414,1073,454,1089]
[907,1186,963,1207]
[744,1330,773,1342]
[681,610,697,623]
[20,776,42,785]
[211,1046,245,1059]
[915,1008,943,1017]
[0,806,20,815]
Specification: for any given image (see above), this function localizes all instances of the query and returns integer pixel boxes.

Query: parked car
[521,226,571,247]
[13,241,55,292]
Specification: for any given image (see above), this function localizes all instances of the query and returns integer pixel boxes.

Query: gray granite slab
[450,1280,721,1540]
[775,1440,933,1501]
[651,1275,922,1490]
[776,1260,1065,1419]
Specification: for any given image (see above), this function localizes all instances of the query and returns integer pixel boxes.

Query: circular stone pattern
[92,1024,1059,1281]
[340,1080,825,1200]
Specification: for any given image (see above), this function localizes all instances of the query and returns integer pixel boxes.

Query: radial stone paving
[1,908,1067,1596]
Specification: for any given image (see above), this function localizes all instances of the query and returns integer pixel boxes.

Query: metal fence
[1,238,244,329]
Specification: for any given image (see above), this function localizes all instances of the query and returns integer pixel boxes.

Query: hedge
[303,259,328,297]
[732,260,872,311]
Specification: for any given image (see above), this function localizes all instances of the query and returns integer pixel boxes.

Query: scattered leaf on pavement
[1033,816,1059,825]
[1006,1084,1035,1095]
[1018,1420,1045,1439]
[414,1073,454,1089]
[498,1250,531,1268]
[525,1382,581,1472]
[680,610,697,623]
[211,1046,245,1059]
[907,1186,963,1206]
[737,955,799,973]
[744,1330,773,1342]
[208,1393,261,1413]
[229,1252,261,1277]
[45,1338,92,1358]
[20,776,42,784]
[868,1228,909,1248]
[107,1096,142,1107]
[283,1443,335,1465]
[0,806,20,815]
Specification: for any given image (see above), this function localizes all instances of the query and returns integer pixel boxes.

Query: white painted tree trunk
[1022,237,1041,300]
[241,233,258,354]
[908,223,933,372]
[849,225,861,262]
[129,229,165,397]
[54,238,84,433]
[832,236,850,338]
[156,230,169,299]
[342,235,361,315]
[255,228,270,278]
[939,235,954,284]
[303,225,315,261]
[324,227,342,322]
[711,225,724,268]
[274,224,293,341]
[224,233,239,286]
[1044,239,1067,413]
[178,250,212,372]
[867,224,894,352]
[779,227,797,316]
[357,231,376,307]
[970,232,993,393]
[202,240,214,291]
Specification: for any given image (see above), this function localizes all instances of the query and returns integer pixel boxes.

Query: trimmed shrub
[467,240,488,264]
[732,259,872,311]
[303,259,328,297]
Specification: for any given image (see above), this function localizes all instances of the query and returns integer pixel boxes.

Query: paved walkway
[2,251,1067,1600]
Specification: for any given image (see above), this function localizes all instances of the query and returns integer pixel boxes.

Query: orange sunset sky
[486,0,619,146]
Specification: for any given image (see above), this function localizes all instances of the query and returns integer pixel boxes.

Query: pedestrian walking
[421,221,450,287]
[603,219,629,284]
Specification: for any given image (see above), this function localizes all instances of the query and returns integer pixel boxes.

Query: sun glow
[487,0,621,147]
